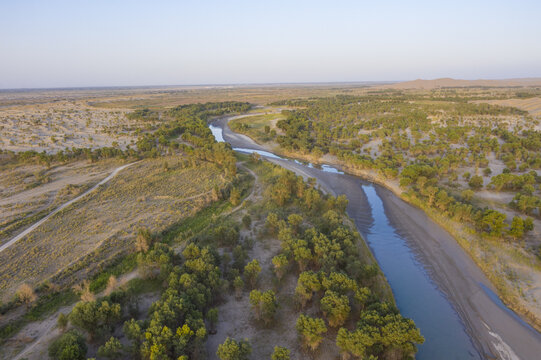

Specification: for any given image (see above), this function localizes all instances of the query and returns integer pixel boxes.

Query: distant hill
[384,77,541,90]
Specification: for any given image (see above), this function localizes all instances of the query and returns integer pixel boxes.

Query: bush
[16,283,37,306]
[242,215,252,229]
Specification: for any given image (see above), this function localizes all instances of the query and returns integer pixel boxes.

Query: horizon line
[2,76,541,92]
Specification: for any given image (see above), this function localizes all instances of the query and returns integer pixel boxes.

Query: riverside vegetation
[231,88,541,330]
[0,102,250,354]
[0,98,422,359]
[39,156,422,360]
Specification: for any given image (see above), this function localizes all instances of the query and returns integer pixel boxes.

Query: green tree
[97,337,123,360]
[230,187,241,206]
[320,290,351,327]
[292,239,312,272]
[287,213,303,232]
[266,212,280,234]
[57,312,69,332]
[296,314,327,351]
[272,254,289,280]
[233,276,244,299]
[461,189,474,202]
[123,319,144,356]
[508,216,524,241]
[48,330,87,360]
[480,210,507,237]
[249,290,277,325]
[244,259,261,288]
[271,346,291,360]
[242,214,252,229]
[217,337,252,360]
[469,175,484,189]
[69,300,121,340]
[207,308,219,333]
[336,327,374,360]
[354,287,372,310]
[524,217,534,232]
[295,271,321,308]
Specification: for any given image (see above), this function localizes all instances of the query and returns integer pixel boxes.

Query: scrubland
[0,101,137,153]
[230,87,541,329]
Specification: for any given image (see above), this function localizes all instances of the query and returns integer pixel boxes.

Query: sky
[1,0,540,89]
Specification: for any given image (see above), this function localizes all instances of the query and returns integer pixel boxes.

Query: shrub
[16,283,37,306]
[242,214,252,229]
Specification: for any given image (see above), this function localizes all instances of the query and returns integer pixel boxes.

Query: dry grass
[0,156,227,300]
[474,97,541,117]
[0,159,123,244]
[0,100,138,153]
[85,84,374,108]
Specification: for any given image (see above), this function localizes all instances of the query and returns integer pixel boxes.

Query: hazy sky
[1,0,540,89]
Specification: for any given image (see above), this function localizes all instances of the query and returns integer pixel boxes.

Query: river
[210,118,541,360]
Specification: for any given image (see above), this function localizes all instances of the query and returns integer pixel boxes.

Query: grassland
[229,112,285,143]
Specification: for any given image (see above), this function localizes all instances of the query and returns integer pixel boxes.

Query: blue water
[234,147,284,160]
[209,123,344,174]
[479,282,538,335]
[209,124,225,142]
[361,185,480,360]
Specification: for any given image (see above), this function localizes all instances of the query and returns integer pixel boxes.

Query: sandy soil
[216,115,541,360]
